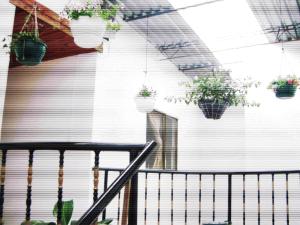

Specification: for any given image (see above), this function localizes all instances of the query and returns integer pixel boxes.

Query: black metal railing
[100,168,300,225]
[0,141,156,225]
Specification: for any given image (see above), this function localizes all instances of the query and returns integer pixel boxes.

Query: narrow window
[146,111,178,170]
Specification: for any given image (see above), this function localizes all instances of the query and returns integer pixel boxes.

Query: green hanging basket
[275,85,297,98]
[13,38,47,66]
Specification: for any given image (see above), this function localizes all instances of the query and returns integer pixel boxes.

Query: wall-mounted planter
[135,96,155,113]
[14,38,47,66]
[198,100,227,120]
[70,16,106,48]
[274,85,297,99]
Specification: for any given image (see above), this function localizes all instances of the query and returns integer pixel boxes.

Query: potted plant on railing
[62,0,120,48]
[3,7,47,66]
[135,85,156,113]
[166,72,259,120]
[21,200,113,225]
[268,75,299,99]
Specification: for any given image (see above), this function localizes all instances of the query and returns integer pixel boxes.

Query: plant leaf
[98,219,113,225]
[53,200,74,225]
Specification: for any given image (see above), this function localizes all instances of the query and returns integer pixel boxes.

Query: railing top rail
[0,142,145,151]
[100,167,300,175]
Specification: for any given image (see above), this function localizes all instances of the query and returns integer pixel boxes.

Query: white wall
[2,53,98,224]
[92,22,246,171]
[0,0,15,139]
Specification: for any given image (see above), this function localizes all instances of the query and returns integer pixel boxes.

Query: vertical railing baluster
[93,150,100,203]
[272,174,275,225]
[257,174,260,225]
[199,174,202,225]
[93,150,100,225]
[25,149,34,225]
[286,173,289,225]
[57,150,65,225]
[171,174,174,225]
[144,172,148,225]
[102,170,108,221]
[185,174,187,225]
[227,174,232,224]
[243,174,245,225]
[0,149,7,225]
[213,174,216,222]
[117,171,121,225]
[157,173,161,225]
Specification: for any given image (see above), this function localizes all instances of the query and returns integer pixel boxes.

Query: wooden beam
[9,0,71,36]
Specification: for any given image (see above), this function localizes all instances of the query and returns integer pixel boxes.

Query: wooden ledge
[10,0,71,36]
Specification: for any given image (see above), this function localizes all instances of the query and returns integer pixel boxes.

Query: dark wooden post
[227,174,232,224]
[128,151,139,225]
[0,150,7,225]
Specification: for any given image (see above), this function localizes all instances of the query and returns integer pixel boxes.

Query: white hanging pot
[135,96,155,113]
[70,16,107,48]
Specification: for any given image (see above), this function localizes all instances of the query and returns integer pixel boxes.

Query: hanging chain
[143,16,149,85]
[279,0,285,76]
[20,2,39,38]
[34,3,39,38]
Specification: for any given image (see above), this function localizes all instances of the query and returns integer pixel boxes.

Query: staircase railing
[0,141,156,225]
[76,141,156,225]
[100,167,300,225]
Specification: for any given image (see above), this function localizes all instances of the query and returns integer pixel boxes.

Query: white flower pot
[135,96,155,113]
[70,16,107,48]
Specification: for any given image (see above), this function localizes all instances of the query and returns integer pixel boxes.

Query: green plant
[3,31,45,53]
[268,75,300,90]
[166,71,259,107]
[106,22,121,31]
[137,85,156,97]
[62,0,119,21]
[21,200,112,225]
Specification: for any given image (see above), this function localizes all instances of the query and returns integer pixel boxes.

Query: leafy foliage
[21,200,112,225]
[268,75,300,90]
[137,85,156,97]
[106,22,121,31]
[2,31,46,54]
[62,0,119,21]
[166,71,259,107]
[53,200,73,225]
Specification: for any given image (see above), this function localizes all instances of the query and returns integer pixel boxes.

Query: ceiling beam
[9,0,71,36]
[123,0,224,21]
[178,63,215,71]
[157,41,192,52]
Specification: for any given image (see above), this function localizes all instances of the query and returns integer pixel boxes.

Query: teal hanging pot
[13,38,47,66]
[275,85,297,98]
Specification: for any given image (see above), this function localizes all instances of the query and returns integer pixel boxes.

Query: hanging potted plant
[166,72,259,120]
[103,21,121,41]
[3,6,47,66]
[135,86,156,113]
[268,75,299,99]
[62,0,119,48]
[10,31,47,66]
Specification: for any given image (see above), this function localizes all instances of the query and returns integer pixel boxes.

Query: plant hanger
[10,2,47,66]
[134,16,156,113]
[21,3,39,37]
[143,16,150,86]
